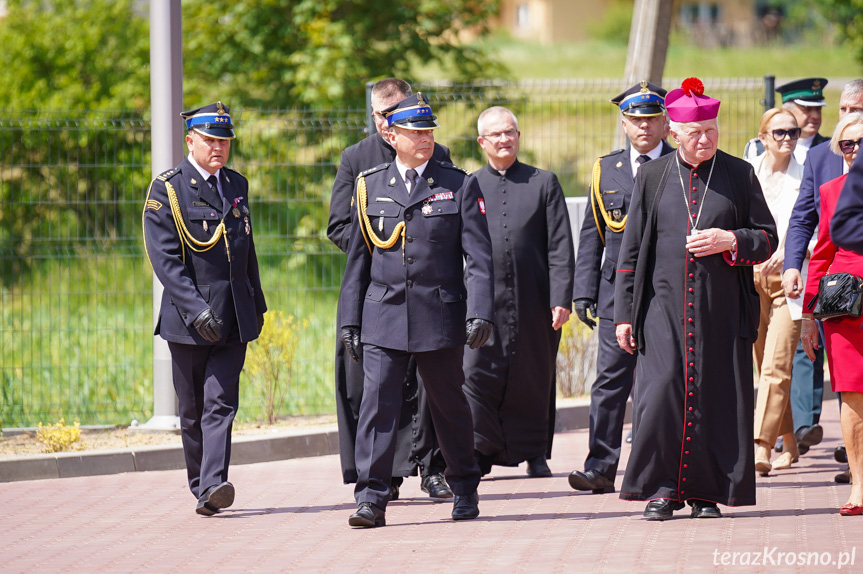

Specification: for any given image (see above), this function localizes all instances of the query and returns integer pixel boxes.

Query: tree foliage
[812,0,863,63]
[0,0,150,110]
[181,0,505,108]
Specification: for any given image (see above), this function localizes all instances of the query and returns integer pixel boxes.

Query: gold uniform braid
[589,158,627,247]
[166,181,231,264]
[356,175,405,260]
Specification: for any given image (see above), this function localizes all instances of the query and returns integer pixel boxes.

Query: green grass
[0,251,341,427]
[415,37,860,81]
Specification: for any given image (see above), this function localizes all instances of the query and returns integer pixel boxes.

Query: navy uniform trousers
[357,345,479,509]
[169,340,246,496]
[587,321,637,479]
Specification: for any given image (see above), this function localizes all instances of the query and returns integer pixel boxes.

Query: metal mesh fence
[0,77,826,427]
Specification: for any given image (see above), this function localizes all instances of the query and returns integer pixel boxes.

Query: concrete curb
[0,399,605,483]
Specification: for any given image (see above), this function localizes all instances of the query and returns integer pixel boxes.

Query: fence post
[762,74,775,111]
[365,81,375,136]
[138,0,184,431]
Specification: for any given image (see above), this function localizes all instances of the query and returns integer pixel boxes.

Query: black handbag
[807,272,863,320]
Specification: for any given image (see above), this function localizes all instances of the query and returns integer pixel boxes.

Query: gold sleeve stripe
[146,199,163,211]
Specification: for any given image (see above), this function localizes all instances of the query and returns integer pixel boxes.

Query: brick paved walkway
[3,398,861,573]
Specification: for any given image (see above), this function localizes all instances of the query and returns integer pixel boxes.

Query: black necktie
[405,169,418,193]
[207,174,219,195]
[636,154,651,165]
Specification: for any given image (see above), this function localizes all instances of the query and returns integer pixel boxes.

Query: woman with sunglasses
[748,108,805,476]
[802,111,863,516]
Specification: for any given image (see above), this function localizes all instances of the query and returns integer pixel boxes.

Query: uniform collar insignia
[389,176,396,186]
[190,178,197,185]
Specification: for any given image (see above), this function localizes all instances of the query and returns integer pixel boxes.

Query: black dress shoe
[774,436,784,453]
[568,469,615,493]
[389,483,400,501]
[348,502,386,527]
[689,500,722,518]
[643,499,684,521]
[195,481,235,516]
[836,466,852,484]
[452,492,480,520]
[835,446,848,464]
[795,424,823,447]
[526,456,553,478]
[421,473,453,498]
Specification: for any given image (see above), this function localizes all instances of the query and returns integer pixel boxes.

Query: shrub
[36,419,81,453]
[556,320,598,397]
[244,311,307,424]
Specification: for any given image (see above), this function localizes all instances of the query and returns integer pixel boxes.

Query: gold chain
[166,181,230,263]
[357,176,405,258]
[590,158,626,246]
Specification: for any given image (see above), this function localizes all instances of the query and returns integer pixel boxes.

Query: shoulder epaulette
[439,161,471,175]
[356,163,390,179]
[223,165,245,178]
[600,148,626,160]
[155,167,179,182]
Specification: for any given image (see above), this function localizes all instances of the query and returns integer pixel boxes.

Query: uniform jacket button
[405,213,412,221]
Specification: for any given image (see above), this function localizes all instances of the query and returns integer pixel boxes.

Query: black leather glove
[257,313,265,335]
[192,308,223,342]
[465,318,493,349]
[341,326,361,363]
[573,298,597,330]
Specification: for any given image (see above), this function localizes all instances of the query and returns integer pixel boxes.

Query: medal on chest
[422,202,433,215]
[244,216,250,235]
[231,196,245,218]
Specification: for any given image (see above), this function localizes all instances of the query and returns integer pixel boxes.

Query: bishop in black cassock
[614,79,777,520]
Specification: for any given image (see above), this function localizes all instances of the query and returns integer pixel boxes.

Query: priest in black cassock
[614,78,777,520]
[463,106,575,478]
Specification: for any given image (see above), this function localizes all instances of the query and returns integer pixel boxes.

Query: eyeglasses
[481,129,517,141]
[770,128,801,141]
[839,138,863,154]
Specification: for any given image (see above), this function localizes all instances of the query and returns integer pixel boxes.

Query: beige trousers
[753,270,802,445]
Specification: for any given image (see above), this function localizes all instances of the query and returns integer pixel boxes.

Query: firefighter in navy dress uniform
[569,82,674,494]
[339,93,495,527]
[143,101,267,516]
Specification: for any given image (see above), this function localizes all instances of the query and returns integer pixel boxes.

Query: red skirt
[823,313,863,393]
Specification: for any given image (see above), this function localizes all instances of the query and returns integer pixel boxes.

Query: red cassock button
[689,392,694,396]
[689,347,694,352]
[692,200,697,204]
[689,407,693,411]
[689,377,694,381]
[688,288,694,293]
[684,464,688,468]
[688,303,693,307]
[689,258,695,262]
[686,437,691,441]
[685,451,690,455]
[682,477,687,481]
[688,332,694,338]
[688,422,693,427]
[688,318,694,323]
[689,273,694,278]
